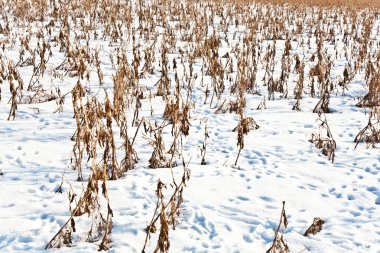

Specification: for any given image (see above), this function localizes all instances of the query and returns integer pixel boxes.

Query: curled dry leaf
[304,217,325,236]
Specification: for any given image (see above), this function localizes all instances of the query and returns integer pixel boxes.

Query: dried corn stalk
[266,201,290,253]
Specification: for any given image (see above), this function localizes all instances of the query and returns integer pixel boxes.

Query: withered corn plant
[313,84,331,113]
[47,100,115,249]
[354,110,380,148]
[147,123,168,169]
[233,61,260,166]
[7,62,23,120]
[266,201,290,253]
[142,158,190,253]
[311,42,333,114]
[309,113,336,162]
[46,173,113,251]
[292,61,304,111]
[257,96,267,110]
[71,81,86,181]
[338,64,356,95]
[357,72,380,108]
[71,78,138,180]
[199,125,209,165]
[0,57,6,102]
[27,38,52,91]
[157,38,170,99]
[49,80,143,250]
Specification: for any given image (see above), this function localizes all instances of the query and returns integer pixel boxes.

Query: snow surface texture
[0,1,380,252]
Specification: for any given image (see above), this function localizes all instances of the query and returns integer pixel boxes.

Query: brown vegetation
[0,0,379,251]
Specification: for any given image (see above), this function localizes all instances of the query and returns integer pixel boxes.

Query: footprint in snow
[258,196,274,202]
[237,196,250,201]
[243,233,253,243]
[5,154,14,160]
[367,186,380,205]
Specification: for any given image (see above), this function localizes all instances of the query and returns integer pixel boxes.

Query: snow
[0,0,380,252]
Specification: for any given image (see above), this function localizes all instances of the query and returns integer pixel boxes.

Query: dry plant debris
[266,201,290,253]
[304,217,325,236]
[142,159,190,253]
[0,0,379,251]
[309,113,336,162]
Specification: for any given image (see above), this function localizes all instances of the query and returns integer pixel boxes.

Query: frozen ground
[0,1,380,253]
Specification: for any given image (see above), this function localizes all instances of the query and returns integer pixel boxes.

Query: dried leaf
[304,217,325,236]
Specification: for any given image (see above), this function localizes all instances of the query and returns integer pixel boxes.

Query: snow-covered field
[0,0,380,252]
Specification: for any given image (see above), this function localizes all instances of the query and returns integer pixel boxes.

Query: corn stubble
[309,113,336,162]
[0,0,379,251]
[142,160,190,253]
[266,202,290,253]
